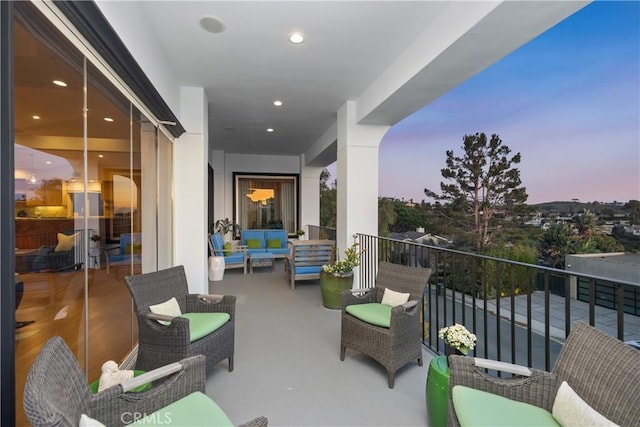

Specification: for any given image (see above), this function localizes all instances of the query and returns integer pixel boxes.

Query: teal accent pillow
[452,386,560,427]
[247,239,262,249]
[181,312,230,342]
[345,303,392,328]
[267,238,282,249]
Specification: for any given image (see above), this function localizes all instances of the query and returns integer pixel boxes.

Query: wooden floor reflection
[15,265,138,426]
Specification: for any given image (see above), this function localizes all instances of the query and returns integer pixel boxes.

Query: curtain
[236,175,296,232]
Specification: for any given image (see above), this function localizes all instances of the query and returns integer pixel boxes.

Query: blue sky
[371,1,639,205]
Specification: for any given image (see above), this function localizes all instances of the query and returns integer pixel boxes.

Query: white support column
[211,149,226,228]
[300,155,323,235]
[174,87,208,294]
[336,100,389,256]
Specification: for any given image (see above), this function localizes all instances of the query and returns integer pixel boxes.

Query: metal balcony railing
[356,233,639,371]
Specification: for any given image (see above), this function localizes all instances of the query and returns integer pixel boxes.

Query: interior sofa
[448,321,640,427]
[240,229,289,258]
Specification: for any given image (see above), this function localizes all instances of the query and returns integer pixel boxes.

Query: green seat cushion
[345,303,392,328]
[452,386,560,427]
[181,312,230,342]
[246,238,262,249]
[130,391,233,426]
[267,238,282,249]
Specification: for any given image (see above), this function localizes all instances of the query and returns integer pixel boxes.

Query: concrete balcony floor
[205,260,434,426]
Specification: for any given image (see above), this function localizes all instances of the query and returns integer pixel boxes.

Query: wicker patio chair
[124,265,235,374]
[340,262,432,388]
[447,321,640,427]
[24,336,267,427]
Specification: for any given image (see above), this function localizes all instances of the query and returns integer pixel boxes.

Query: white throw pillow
[79,414,106,427]
[381,288,410,307]
[55,232,77,252]
[149,297,182,325]
[552,381,619,427]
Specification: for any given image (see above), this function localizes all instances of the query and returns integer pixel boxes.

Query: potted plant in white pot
[320,235,364,309]
[215,218,239,242]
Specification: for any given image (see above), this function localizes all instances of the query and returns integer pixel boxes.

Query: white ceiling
[124,1,589,161]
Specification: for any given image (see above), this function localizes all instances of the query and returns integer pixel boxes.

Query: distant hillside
[531,201,628,215]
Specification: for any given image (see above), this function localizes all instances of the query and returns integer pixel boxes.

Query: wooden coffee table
[249,252,275,273]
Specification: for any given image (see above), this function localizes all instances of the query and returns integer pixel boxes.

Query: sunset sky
[365,1,640,205]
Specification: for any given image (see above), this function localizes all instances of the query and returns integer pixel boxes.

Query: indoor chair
[447,321,640,427]
[340,261,432,388]
[23,336,267,427]
[124,265,235,374]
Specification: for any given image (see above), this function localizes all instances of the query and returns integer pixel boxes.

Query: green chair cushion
[246,238,262,249]
[452,386,560,427]
[345,303,392,328]
[181,312,230,342]
[130,391,233,426]
[267,238,282,249]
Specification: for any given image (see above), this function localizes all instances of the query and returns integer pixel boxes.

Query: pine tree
[425,132,528,250]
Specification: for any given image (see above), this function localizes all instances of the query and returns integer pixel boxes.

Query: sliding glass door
[12,3,173,424]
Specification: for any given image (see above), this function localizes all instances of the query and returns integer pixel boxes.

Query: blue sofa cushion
[265,229,287,248]
[211,233,224,251]
[294,266,322,275]
[269,248,290,255]
[224,252,244,264]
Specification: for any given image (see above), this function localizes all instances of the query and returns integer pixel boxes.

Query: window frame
[233,172,299,237]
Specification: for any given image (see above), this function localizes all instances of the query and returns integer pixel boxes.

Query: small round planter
[319,270,353,309]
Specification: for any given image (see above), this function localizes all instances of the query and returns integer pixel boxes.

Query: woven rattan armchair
[24,336,203,426]
[124,265,235,374]
[340,262,432,388]
[447,321,640,427]
[24,336,268,427]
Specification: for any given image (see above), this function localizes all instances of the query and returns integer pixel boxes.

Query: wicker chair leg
[340,345,346,361]
[387,371,395,389]
[229,357,234,372]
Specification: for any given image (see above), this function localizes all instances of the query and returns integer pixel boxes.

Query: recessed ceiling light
[289,32,304,44]
[32,115,40,120]
[104,117,114,122]
[266,128,274,133]
[200,16,225,34]
[52,80,67,87]
[273,100,283,107]
[98,154,104,158]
